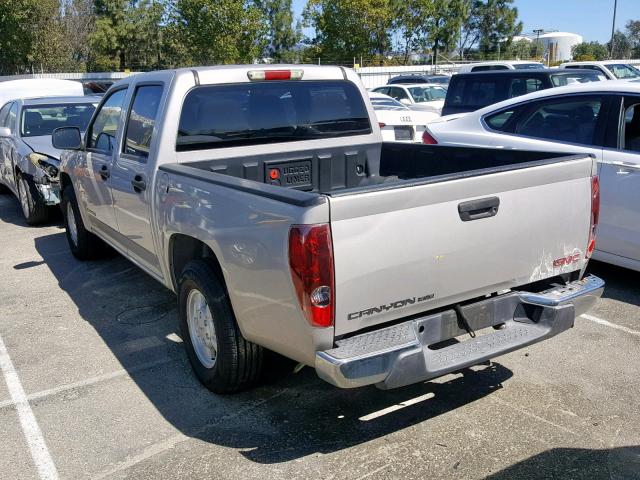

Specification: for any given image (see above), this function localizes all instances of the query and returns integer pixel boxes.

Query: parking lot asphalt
[1,192,639,480]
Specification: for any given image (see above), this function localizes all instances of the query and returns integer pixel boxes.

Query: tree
[571,41,608,61]
[61,0,96,72]
[255,0,300,62]
[391,0,434,64]
[504,38,531,60]
[427,0,466,65]
[303,0,395,63]
[174,0,267,65]
[625,20,640,58]
[607,30,633,59]
[458,0,521,59]
[89,0,132,70]
[0,0,34,73]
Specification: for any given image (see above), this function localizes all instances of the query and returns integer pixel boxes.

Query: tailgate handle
[458,197,500,222]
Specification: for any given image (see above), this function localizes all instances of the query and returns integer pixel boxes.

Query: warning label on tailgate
[266,160,312,190]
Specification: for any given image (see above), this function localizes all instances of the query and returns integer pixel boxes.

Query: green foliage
[255,0,301,61]
[391,0,435,63]
[572,41,608,61]
[625,20,640,58]
[504,38,532,60]
[459,0,521,59]
[607,30,633,59]
[303,0,395,62]
[174,0,267,65]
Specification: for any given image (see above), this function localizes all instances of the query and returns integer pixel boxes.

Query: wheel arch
[168,234,225,293]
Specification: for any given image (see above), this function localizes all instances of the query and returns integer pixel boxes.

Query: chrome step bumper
[316,275,604,389]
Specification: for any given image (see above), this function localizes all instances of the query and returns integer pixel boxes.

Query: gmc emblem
[553,253,581,267]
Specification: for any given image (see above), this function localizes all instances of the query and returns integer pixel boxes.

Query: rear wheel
[17,174,49,225]
[61,185,106,260]
[179,259,263,393]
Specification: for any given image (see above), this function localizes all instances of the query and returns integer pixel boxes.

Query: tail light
[378,122,386,128]
[586,175,600,258]
[422,128,438,144]
[289,224,334,328]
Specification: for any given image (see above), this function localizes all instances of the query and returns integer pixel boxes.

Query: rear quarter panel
[156,172,334,365]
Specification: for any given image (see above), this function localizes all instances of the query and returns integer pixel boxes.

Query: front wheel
[61,185,106,260]
[17,174,49,225]
[179,259,263,393]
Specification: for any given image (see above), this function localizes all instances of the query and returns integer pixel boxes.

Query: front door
[109,84,164,275]
[598,97,640,263]
[81,88,128,236]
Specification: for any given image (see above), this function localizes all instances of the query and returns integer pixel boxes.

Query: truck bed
[173,143,582,196]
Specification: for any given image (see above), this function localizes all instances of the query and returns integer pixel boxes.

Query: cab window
[87,89,128,153]
[123,85,163,160]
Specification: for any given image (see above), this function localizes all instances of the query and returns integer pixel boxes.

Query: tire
[17,173,49,225]
[61,185,106,260]
[0,183,9,194]
[179,259,263,393]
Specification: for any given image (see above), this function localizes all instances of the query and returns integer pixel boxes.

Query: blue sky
[291,0,638,43]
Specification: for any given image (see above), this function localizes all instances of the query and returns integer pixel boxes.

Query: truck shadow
[587,260,640,308]
[484,445,640,479]
[31,227,512,465]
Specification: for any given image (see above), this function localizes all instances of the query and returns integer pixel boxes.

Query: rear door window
[508,78,544,98]
[514,96,604,145]
[177,80,371,151]
[123,85,163,160]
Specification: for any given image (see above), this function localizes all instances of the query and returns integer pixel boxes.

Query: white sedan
[371,84,447,114]
[426,80,640,272]
[369,92,439,143]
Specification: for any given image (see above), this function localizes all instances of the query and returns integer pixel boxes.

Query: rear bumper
[316,275,604,389]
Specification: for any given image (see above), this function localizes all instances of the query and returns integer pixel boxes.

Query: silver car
[0,96,96,224]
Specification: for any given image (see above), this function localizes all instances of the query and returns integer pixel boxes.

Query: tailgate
[330,156,595,336]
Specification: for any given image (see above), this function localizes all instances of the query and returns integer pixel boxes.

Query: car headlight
[27,153,59,179]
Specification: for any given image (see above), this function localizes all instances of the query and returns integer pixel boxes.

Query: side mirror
[52,127,82,150]
[0,127,11,138]
[400,98,412,106]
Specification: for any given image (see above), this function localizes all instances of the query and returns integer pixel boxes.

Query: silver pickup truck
[52,65,604,393]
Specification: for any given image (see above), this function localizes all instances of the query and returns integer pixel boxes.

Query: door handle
[131,174,146,193]
[99,165,110,180]
[458,197,500,222]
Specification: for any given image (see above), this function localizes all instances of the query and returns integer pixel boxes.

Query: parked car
[371,83,447,114]
[0,96,97,224]
[388,74,450,87]
[457,61,545,73]
[0,79,84,109]
[442,68,605,116]
[368,92,439,142]
[427,80,640,272]
[559,60,640,80]
[53,65,602,393]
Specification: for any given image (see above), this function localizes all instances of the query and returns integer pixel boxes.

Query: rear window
[513,63,545,70]
[607,64,640,79]
[177,80,371,151]
[447,79,504,109]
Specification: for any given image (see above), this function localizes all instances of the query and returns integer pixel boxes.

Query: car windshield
[513,63,545,70]
[608,64,640,79]
[370,97,409,111]
[177,80,371,151]
[407,86,447,103]
[550,72,606,86]
[21,103,96,137]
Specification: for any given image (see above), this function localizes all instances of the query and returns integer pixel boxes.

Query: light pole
[533,29,544,59]
[609,0,618,59]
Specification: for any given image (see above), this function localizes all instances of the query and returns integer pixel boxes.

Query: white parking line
[0,357,176,410]
[581,314,640,336]
[0,334,59,480]
[359,392,435,421]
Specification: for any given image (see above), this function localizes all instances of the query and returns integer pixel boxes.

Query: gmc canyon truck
[51,65,604,393]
